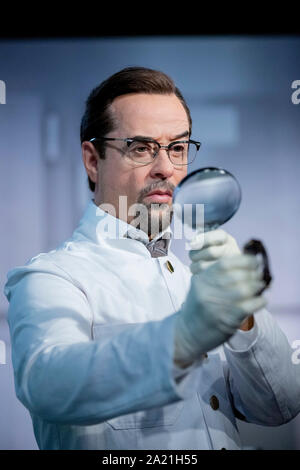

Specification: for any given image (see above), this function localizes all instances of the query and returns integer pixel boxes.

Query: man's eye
[172,145,185,153]
[135,146,149,153]
[130,142,153,153]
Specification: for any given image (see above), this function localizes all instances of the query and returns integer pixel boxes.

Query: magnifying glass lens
[172,167,242,231]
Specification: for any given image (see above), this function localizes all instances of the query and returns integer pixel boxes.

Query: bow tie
[145,236,171,258]
[124,231,171,258]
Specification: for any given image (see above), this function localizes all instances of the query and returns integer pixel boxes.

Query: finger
[218,254,261,271]
[190,259,216,274]
[191,254,262,276]
[189,229,228,251]
[217,268,264,286]
[227,280,266,301]
[222,233,241,256]
[189,244,227,262]
[237,295,267,315]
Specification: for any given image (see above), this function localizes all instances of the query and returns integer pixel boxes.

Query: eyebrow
[130,130,190,141]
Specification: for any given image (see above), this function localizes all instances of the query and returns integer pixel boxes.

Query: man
[4,67,300,450]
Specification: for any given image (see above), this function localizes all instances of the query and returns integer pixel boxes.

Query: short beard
[130,202,173,239]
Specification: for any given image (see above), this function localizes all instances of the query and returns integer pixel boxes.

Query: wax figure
[4,67,300,450]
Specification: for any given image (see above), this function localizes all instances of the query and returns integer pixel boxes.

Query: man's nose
[149,147,174,178]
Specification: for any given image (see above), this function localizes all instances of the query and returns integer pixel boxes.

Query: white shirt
[4,199,299,449]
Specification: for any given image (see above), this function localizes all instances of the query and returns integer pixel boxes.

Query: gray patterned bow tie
[125,231,171,258]
[145,236,171,258]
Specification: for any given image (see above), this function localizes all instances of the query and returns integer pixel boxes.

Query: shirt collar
[75,198,173,252]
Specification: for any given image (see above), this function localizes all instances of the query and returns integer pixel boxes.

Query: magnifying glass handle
[243,239,272,292]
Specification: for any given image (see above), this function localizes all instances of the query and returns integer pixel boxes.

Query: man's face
[84,93,190,238]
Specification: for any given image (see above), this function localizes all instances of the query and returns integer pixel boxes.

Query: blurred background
[0,35,299,449]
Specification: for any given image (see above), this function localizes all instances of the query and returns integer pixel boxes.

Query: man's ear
[81,141,99,187]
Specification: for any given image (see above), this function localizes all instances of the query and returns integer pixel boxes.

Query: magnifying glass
[172,167,272,290]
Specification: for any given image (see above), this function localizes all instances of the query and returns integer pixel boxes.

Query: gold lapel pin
[166,260,174,273]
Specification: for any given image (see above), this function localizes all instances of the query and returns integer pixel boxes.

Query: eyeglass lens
[127,140,197,165]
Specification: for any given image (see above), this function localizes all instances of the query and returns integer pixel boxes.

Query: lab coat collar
[75,199,173,254]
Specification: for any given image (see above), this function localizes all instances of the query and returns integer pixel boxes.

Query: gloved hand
[188,229,260,333]
[173,253,267,365]
[188,229,241,273]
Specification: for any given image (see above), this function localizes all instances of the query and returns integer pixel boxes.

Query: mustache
[139,182,175,201]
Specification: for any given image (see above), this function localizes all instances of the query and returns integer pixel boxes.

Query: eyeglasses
[89,136,201,166]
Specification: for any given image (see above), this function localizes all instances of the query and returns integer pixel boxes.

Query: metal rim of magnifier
[172,166,242,227]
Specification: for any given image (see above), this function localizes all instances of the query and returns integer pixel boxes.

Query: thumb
[189,228,227,251]
[222,233,241,257]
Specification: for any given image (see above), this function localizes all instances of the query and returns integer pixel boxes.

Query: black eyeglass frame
[89,136,202,165]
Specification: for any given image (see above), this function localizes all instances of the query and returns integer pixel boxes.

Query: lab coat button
[210,395,219,410]
[166,260,174,273]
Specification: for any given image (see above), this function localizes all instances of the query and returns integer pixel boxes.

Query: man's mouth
[144,190,173,203]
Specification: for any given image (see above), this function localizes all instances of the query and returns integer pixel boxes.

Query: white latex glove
[189,229,241,273]
[173,253,267,365]
[189,229,260,333]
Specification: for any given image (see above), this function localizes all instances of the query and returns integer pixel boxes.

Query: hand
[189,229,254,331]
[189,229,241,273]
[174,253,267,364]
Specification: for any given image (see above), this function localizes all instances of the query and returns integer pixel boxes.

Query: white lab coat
[4,199,300,450]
